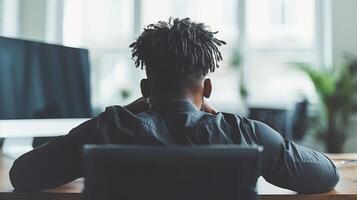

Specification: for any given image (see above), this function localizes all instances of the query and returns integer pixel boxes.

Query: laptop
[83,145,263,200]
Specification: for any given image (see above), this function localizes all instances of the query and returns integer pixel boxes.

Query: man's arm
[9,98,151,191]
[254,121,339,194]
[9,116,103,191]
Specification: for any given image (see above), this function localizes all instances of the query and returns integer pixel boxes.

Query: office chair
[291,99,308,140]
[83,145,262,200]
[249,107,289,139]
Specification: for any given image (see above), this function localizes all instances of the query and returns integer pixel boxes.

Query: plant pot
[326,130,345,153]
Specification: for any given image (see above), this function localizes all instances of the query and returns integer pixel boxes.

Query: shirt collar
[151,100,199,112]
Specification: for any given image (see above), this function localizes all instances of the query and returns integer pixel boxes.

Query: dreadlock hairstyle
[130,18,226,77]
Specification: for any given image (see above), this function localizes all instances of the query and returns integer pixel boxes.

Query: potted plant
[295,60,357,153]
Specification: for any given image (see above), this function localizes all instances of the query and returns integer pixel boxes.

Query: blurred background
[1,0,357,153]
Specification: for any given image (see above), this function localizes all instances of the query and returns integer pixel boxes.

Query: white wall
[13,0,63,43]
[331,0,357,65]
[18,0,47,41]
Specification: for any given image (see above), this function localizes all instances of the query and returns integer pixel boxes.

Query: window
[245,0,317,108]
[270,0,296,27]
[141,0,239,42]
[0,0,324,115]
[63,0,244,112]
[247,0,315,49]
[61,0,318,113]
[64,0,139,111]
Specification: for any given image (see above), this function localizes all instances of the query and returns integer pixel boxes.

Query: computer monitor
[0,36,92,138]
[83,145,263,200]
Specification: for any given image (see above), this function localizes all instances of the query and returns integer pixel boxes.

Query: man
[10,18,339,193]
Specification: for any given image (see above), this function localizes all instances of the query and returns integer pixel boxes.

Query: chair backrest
[83,145,262,200]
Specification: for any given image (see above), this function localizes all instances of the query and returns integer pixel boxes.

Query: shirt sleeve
[254,121,339,194]
[9,115,104,192]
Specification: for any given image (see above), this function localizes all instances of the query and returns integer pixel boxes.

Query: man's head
[130,18,226,108]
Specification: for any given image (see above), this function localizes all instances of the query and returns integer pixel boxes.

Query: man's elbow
[317,157,340,193]
[9,159,38,192]
[298,164,340,194]
[9,160,22,190]
[10,159,26,190]
[321,168,340,193]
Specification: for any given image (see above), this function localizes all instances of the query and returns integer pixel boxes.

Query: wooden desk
[1,152,357,200]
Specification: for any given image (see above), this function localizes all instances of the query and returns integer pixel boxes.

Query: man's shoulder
[216,112,257,126]
[194,112,260,135]
[104,105,130,113]
[96,105,144,128]
[102,105,168,130]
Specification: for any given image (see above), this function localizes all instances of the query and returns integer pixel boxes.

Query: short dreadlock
[130,18,226,77]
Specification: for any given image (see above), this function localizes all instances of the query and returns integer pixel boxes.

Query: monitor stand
[2,138,33,160]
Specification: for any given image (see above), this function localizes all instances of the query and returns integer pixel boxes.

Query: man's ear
[140,79,150,97]
[203,79,212,98]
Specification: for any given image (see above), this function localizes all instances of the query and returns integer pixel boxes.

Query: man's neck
[149,95,202,110]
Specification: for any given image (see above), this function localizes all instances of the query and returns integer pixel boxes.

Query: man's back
[10,100,339,193]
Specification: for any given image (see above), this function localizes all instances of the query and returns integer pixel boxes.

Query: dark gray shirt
[9,101,339,193]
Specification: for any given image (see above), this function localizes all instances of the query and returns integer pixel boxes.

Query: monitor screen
[0,37,92,120]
